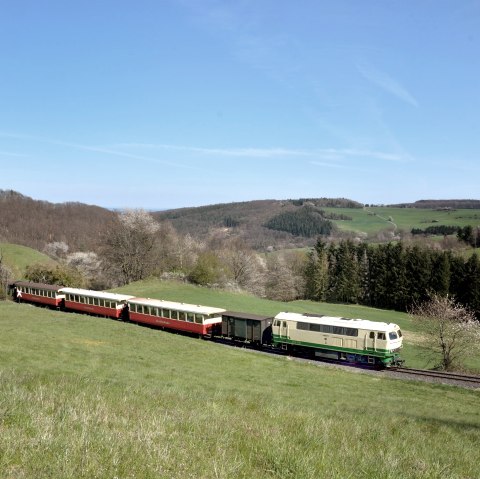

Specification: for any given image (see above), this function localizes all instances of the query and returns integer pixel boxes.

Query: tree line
[304,239,480,318]
[7,208,480,319]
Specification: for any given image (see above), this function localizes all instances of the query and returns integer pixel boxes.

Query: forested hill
[0,190,115,251]
[152,198,362,250]
[390,199,480,209]
[0,191,362,252]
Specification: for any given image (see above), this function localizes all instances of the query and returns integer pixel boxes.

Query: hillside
[0,242,58,278]
[152,198,362,249]
[0,190,115,251]
[2,191,480,255]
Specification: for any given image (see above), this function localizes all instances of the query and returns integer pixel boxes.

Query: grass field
[1,298,479,479]
[322,206,480,236]
[0,243,57,277]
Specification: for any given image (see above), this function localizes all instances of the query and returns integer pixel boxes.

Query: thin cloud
[114,143,410,161]
[356,61,418,107]
[0,131,197,169]
[114,143,311,158]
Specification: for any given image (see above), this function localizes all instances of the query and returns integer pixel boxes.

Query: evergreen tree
[367,245,389,308]
[356,244,371,304]
[384,242,408,310]
[304,239,328,301]
[430,251,451,297]
[459,253,480,319]
[327,240,359,303]
[449,253,466,301]
[405,245,432,307]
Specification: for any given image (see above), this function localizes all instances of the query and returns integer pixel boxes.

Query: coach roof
[128,297,226,315]
[59,287,134,302]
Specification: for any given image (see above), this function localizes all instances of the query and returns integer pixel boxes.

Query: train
[10,280,405,368]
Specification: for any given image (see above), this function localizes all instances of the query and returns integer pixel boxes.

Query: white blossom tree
[410,294,480,371]
[100,209,160,285]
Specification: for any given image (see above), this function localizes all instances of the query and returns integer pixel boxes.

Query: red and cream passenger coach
[127,297,226,336]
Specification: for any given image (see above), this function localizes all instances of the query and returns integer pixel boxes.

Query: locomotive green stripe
[272,334,397,358]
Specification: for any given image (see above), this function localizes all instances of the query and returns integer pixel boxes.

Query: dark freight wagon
[221,311,273,345]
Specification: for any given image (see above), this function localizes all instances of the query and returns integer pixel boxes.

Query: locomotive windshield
[389,332,398,340]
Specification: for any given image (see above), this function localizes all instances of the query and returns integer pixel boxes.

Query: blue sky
[1,0,479,209]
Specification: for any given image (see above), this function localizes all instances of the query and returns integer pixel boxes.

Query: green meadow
[1,281,479,478]
[0,243,57,277]
[323,206,480,236]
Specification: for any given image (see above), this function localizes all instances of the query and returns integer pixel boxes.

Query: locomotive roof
[59,287,135,301]
[128,297,226,315]
[275,312,399,332]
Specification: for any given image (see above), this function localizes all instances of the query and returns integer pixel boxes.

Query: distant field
[0,242,57,277]
[1,299,479,478]
[323,206,480,236]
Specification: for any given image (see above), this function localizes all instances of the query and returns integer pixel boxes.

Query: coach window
[162,309,170,318]
[378,332,386,340]
[170,310,178,320]
[187,313,194,323]
[179,311,186,321]
[195,314,203,324]
[369,332,375,339]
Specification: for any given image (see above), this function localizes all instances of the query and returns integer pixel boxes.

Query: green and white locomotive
[272,312,404,367]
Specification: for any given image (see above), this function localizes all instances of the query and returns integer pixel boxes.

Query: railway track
[389,367,480,388]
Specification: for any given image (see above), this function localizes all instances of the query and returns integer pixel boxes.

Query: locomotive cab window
[369,332,375,339]
[377,332,386,340]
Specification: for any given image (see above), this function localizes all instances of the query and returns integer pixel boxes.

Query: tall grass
[1,301,479,478]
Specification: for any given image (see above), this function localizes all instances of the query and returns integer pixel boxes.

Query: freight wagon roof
[275,312,398,332]
[14,281,64,291]
[128,297,226,315]
[59,288,135,302]
[222,311,273,321]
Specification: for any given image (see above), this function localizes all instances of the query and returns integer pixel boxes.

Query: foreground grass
[1,301,479,478]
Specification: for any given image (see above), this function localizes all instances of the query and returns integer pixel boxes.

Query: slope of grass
[0,242,57,277]
[113,279,480,372]
[1,300,479,478]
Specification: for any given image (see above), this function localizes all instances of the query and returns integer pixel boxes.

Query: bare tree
[410,294,480,371]
[99,209,160,285]
[0,252,13,300]
[264,255,297,302]
[220,238,265,294]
